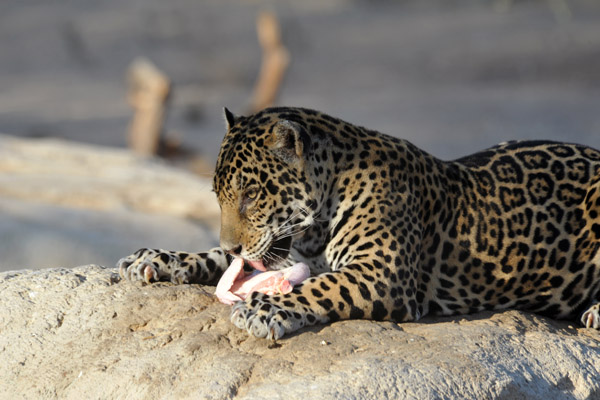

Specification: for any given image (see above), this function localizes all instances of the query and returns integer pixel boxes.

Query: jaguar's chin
[262,236,292,269]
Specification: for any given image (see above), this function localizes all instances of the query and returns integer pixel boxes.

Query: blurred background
[1,0,599,271]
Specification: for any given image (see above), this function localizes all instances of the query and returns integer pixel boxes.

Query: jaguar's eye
[245,187,259,201]
[241,187,259,213]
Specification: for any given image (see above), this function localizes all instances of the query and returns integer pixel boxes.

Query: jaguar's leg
[230,265,417,340]
[117,247,229,285]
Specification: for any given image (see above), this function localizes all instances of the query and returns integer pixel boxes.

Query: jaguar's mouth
[262,235,292,269]
[241,236,293,272]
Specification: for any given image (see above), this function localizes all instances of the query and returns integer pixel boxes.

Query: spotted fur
[119,107,600,339]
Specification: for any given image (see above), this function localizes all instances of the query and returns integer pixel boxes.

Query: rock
[0,134,220,271]
[0,134,220,230]
[0,197,217,271]
[1,266,599,399]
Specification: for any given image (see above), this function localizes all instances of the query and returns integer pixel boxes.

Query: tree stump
[127,58,171,156]
[249,12,290,113]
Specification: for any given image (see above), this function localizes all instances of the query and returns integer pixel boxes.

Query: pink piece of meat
[215,257,310,305]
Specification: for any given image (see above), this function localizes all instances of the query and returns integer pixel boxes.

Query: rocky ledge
[0,134,220,270]
[1,265,599,399]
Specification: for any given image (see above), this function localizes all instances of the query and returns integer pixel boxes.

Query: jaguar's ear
[223,107,237,130]
[266,120,310,164]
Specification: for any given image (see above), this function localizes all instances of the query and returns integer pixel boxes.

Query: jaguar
[119,106,600,340]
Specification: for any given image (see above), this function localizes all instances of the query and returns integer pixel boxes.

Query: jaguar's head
[213,107,321,270]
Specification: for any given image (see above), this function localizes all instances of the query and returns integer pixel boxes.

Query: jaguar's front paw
[581,303,600,329]
[117,248,183,284]
[230,293,313,340]
[230,297,287,339]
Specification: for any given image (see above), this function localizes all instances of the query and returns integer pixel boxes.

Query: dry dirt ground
[1,0,599,163]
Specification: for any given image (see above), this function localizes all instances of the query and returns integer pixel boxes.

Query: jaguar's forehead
[213,107,313,195]
[213,120,266,196]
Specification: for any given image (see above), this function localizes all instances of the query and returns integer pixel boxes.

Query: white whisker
[275,223,312,239]
[265,251,292,268]
[270,246,291,252]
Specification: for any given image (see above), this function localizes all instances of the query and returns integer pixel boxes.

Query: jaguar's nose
[222,244,242,256]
